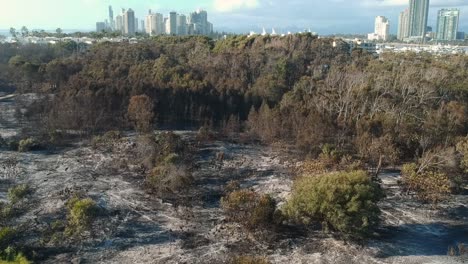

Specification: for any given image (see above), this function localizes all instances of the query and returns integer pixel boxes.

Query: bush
[0,228,16,251]
[65,197,98,237]
[7,185,30,205]
[146,164,193,196]
[17,138,40,152]
[401,163,451,205]
[230,255,270,264]
[221,190,277,230]
[91,130,122,150]
[0,247,30,264]
[284,170,383,239]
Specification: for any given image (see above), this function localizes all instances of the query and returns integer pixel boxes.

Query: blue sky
[0,0,467,34]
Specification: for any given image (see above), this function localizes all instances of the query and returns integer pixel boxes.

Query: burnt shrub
[221,189,277,230]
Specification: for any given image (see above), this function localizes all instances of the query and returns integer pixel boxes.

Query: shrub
[230,255,270,264]
[0,247,30,264]
[221,190,276,230]
[65,197,98,237]
[91,130,122,150]
[401,163,451,205]
[17,138,38,152]
[284,170,383,239]
[7,185,30,205]
[0,228,15,251]
[146,164,193,196]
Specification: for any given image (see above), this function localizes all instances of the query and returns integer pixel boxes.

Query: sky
[0,0,468,35]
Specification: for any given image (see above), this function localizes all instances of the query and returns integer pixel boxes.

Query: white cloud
[214,0,260,12]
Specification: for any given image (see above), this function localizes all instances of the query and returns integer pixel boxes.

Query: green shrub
[0,247,30,264]
[17,138,39,152]
[7,185,30,205]
[401,163,451,205]
[0,228,15,252]
[221,190,276,230]
[65,197,98,237]
[284,170,383,239]
[230,255,270,264]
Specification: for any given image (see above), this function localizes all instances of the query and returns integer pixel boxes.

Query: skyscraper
[108,6,114,30]
[146,11,165,36]
[177,15,187,36]
[188,9,210,35]
[408,0,430,40]
[135,17,139,33]
[398,9,410,40]
[169,12,177,35]
[436,8,460,41]
[96,22,106,32]
[124,8,135,36]
[116,15,123,33]
[368,16,389,41]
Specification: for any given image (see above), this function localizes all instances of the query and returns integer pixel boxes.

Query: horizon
[0,0,468,35]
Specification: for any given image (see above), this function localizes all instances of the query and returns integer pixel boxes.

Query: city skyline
[1,0,468,34]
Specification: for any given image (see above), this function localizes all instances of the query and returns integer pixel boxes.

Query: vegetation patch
[284,170,383,239]
[7,185,30,205]
[221,189,277,231]
[65,197,98,237]
[401,163,451,206]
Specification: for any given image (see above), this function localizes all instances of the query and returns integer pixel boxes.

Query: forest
[2,34,468,172]
[0,34,468,263]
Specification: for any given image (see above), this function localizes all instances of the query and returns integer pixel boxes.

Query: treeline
[2,35,468,170]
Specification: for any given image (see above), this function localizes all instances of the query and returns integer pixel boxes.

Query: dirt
[0,96,467,264]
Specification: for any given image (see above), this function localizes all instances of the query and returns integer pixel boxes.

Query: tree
[127,95,155,133]
[56,28,63,37]
[9,28,17,40]
[20,26,29,38]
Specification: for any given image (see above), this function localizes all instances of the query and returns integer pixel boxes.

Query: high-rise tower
[398,9,410,40]
[124,8,135,36]
[408,0,430,40]
[436,8,460,41]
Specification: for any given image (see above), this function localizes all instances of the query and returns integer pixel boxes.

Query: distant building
[115,15,123,33]
[96,22,106,32]
[141,20,145,34]
[177,14,188,36]
[457,31,465,40]
[368,16,389,41]
[408,0,429,40]
[146,11,164,36]
[398,9,410,40]
[168,12,177,35]
[123,8,135,36]
[188,9,212,35]
[135,17,139,33]
[347,39,377,54]
[108,6,114,30]
[436,8,460,41]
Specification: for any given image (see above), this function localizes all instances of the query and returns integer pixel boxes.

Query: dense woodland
[1,34,468,187]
